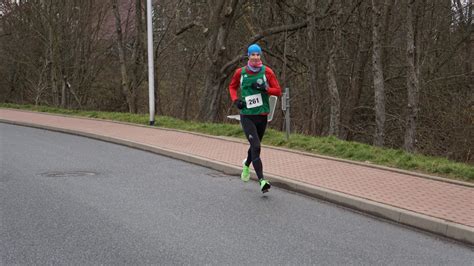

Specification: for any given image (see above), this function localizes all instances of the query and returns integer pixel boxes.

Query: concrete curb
[1,119,473,245]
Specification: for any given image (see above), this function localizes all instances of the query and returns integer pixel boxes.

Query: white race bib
[245,93,263,109]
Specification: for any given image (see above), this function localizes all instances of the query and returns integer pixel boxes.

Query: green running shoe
[241,159,250,182]
[259,179,271,193]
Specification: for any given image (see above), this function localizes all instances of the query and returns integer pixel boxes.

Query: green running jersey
[240,66,270,115]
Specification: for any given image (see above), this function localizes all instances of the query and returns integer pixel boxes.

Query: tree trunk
[466,0,472,74]
[201,72,228,121]
[404,0,419,152]
[128,0,146,114]
[340,30,369,140]
[61,75,67,108]
[454,0,472,74]
[181,47,204,120]
[111,0,132,112]
[327,52,340,137]
[372,0,386,146]
[327,1,342,137]
[306,0,323,135]
[199,0,239,121]
[45,1,59,107]
[181,71,192,120]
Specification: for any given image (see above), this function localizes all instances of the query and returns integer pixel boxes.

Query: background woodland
[0,0,472,163]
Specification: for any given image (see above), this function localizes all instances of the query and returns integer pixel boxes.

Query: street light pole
[146,0,155,125]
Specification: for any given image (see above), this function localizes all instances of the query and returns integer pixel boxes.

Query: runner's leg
[240,115,264,180]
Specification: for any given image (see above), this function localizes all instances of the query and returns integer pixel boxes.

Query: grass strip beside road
[2,103,473,182]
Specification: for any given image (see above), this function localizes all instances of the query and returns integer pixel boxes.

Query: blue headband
[247,44,262,56]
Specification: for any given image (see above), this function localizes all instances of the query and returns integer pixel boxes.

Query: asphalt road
[1,123,472,265]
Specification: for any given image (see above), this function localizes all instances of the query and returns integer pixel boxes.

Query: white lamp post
[146,0,155,125]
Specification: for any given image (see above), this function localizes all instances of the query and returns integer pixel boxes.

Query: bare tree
[199,0,240,121]
[305,0,323,135]
[111,0,146,113]
[453,0,472,74]
[340,3,370,141]
[327,0,342,137]
[181,45,205,120]
[111,0,133,112]
[404,0,420,152]
[372,0,386,146]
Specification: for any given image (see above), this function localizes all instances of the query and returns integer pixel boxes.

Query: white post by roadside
[146,0,155,125]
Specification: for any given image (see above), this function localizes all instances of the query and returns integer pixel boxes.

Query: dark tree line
[0,0,472,163]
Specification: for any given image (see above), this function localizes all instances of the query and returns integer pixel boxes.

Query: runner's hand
[251,80,267,92]
[234,99,246,109]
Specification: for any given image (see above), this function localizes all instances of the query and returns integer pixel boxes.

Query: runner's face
[249,53,261,62]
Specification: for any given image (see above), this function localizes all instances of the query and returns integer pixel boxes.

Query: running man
[228,43,282,193]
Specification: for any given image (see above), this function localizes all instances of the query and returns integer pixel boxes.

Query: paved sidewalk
[1,109,473,244]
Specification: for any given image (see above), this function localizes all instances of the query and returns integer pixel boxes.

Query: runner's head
[247,44,262,58]
[247,44,262,66]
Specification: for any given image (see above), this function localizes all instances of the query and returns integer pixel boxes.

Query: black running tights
[240,115,267,180]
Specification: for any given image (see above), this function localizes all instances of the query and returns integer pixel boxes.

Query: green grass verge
[2,103,473,182]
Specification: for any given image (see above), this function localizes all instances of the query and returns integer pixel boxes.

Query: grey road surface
[1,123,473,265]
